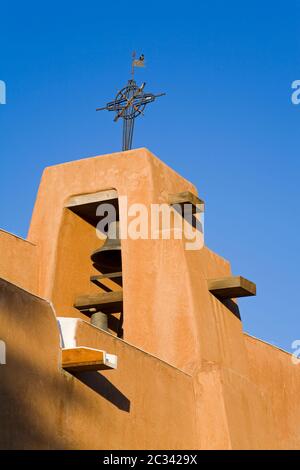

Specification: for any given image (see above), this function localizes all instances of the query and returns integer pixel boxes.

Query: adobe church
[0,148,299,449]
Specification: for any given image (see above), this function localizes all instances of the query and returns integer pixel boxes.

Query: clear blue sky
[1,1,299,352]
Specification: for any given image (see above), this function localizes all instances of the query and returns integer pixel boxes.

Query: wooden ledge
[66,189,118,208]
[62,347,117,372]
[74,290,123,314]
[168,191,204,214]
[207,276,256,299]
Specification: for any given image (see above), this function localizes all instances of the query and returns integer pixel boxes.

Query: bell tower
[3,146,300,450]
[27,147,253,376]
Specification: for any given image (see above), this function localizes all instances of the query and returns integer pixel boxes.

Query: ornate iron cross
[96,54,165,151]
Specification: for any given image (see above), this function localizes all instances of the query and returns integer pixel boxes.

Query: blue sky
[1,1,299,352]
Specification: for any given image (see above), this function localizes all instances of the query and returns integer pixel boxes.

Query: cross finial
[96,55,165,151]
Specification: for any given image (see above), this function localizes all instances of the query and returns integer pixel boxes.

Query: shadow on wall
[0,350,66,449]
[221,299,241,320]
[0,278,131,449]
[74,371,131,412]
[0,345,131,449]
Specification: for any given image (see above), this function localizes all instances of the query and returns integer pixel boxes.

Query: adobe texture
[0,148,298,449]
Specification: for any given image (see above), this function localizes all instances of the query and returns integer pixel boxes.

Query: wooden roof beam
[207,276,256,300]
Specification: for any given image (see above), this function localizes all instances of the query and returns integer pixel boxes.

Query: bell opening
[91,250,122,274]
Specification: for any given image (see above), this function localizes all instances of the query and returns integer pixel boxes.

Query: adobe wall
[1,276,299,449]
[244,334,300,449]
[1,148,299,449]
[0,229,38,293]
[27,148,248,376]
[0,278,200,449]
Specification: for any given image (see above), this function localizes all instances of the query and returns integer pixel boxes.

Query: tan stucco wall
[0,148,299,449]
[27,148,247,376]
[245,334,300,449]
[0,278,199,449]
[1,277,299,449]
[0,229,38,293]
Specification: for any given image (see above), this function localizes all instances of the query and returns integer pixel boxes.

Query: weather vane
[96,52,165,151]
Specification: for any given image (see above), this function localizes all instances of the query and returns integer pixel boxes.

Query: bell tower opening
[52,189,124,338]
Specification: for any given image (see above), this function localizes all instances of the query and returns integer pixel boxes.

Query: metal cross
[96,54,165,151]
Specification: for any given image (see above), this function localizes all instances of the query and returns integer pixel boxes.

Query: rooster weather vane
[96,52,165,151]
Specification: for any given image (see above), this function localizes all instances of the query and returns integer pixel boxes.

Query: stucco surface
[27,148,246,375]
[0,229,38,293]
[0,148,299,449]
[245,334,300,449]
[0,279,199,449]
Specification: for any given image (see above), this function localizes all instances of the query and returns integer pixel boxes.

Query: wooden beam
[74,290,123,314]
[65,189,118,208]
[168,191,205,213]
[90,272,122,281]
[207,276,256,299]
[65,190,119,227]
[62,347,117,372]
[90,272,123,288]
